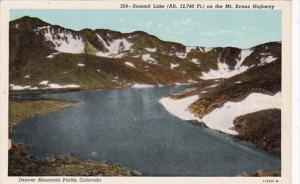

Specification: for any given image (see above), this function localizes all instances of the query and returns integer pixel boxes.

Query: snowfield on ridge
[159,92,281,135]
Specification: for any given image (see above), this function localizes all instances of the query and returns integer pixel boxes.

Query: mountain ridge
[9,16,281,91]
[10,16,280,49]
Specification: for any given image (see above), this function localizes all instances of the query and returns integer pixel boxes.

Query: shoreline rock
[233,109,281,156]
[9,142,141,176]
[240,169,281,177]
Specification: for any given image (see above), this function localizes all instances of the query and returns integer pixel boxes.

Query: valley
[8,16,282,176]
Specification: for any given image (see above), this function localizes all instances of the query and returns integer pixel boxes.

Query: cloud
[179,18,192,25]
[239,26,256,32]
[145,21,153,28]
[240,26,247,30]
[218,30,242,36]
[120,27,130,32]
[200,29,244,38]
[200,32,216,37]
[119,18,124,22]
[166,18,199,34]
[172,18,195,28]
[157,23,164,28]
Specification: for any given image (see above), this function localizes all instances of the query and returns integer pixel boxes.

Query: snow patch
[10,84,39,90]
[10,84,31,90]
[239,49,254,65]
[24,75,30,79]
[131,84,155,88]
[191,58,200,64]
[46,52,59,59]
[145,47,157,52]
[111,76,120,83]
[175,83,189,86]
[96,34,132,58]
[37,26,51,31]
[206,84,218,88]
[186,46,197,53]
[188,80,198,84]
[175,52,187,59]
[125,62,136,68]
[41,27,84,54]
[38,81,79,89]
[39,80,49,85]
[159,95,201,121]
[200,57,250,80]
[261,55,277,65]
[200,49,254,80]
[78,63,85,67]
[170,63,179,69]
[142,54,158,64]
[47,83,80,89]
[46,55,54,58]
[203,48,213,53]
[202,92,281,135]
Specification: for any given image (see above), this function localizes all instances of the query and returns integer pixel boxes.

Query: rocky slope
[234,109,281,155]
[160,55,281,154]
[9,143,141,176]
[9,16,281,91]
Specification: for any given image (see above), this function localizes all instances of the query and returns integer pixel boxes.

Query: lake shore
[9,142,141,176]
[9,98,80,133]
[9,98,142,176]
[160,93,281,157]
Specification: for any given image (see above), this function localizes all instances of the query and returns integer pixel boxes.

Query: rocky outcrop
[241,169,281,177]
[233,109,281,155]
[9,143,141,176]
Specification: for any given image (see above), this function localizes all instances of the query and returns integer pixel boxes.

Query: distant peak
[10,16,50,27]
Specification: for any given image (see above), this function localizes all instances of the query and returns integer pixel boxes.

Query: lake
[11,86,281,176]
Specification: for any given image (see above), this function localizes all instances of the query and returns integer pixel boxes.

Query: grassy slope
[9,52,196,90]
[9,99,76,132]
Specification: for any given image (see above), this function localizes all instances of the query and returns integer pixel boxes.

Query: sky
[10,9,281,48]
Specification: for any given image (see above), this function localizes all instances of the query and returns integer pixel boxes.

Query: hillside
[159,57,281,154]
[9,16,281,91]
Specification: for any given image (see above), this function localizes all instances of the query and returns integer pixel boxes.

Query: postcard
[0,1,292,184]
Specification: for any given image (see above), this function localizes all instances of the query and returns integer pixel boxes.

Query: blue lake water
[11,86,281,176]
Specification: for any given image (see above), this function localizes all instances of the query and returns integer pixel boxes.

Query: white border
[292,0,300,184]
[0,1,292,184]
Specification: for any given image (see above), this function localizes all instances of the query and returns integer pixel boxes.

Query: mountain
[9,16,281,91]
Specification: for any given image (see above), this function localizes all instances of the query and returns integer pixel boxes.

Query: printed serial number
[120,4,129,8]
[262,179,279,183]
